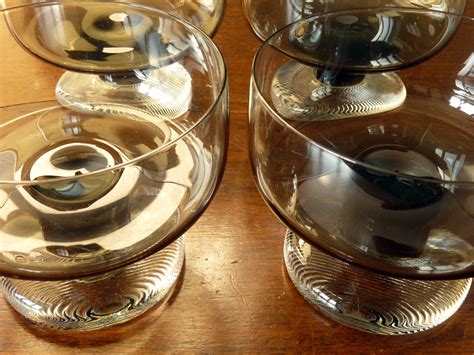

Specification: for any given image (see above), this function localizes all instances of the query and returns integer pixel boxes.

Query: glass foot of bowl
[271,62,406,121]
[0,237,184,331]
[55,65,192,120]
[284,231,472,335]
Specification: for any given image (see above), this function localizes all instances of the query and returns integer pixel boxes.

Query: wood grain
[0,1,473,353]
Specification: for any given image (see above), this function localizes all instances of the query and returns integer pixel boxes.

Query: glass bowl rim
[0,0,228,186]
[251,7,474,186]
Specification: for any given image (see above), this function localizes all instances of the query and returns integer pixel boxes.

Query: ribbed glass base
[1,237,185,331]
[284,231,471,335]
[56,65,192,120]
[271,62,406,121]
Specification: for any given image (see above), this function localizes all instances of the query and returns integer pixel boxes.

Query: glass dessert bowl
[242,0,466,40]
[3,0,226,37]
[249,7,473,334]
[0,1,228,330]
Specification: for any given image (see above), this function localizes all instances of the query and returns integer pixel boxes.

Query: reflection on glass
[451,53,474,115]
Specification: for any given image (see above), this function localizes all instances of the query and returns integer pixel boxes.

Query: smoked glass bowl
[4,0,226,37]
[0,2,228,330]
[249,8,473,334]
[242,0,466,40]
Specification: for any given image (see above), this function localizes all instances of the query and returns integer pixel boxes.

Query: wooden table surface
[1,1,473,353]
